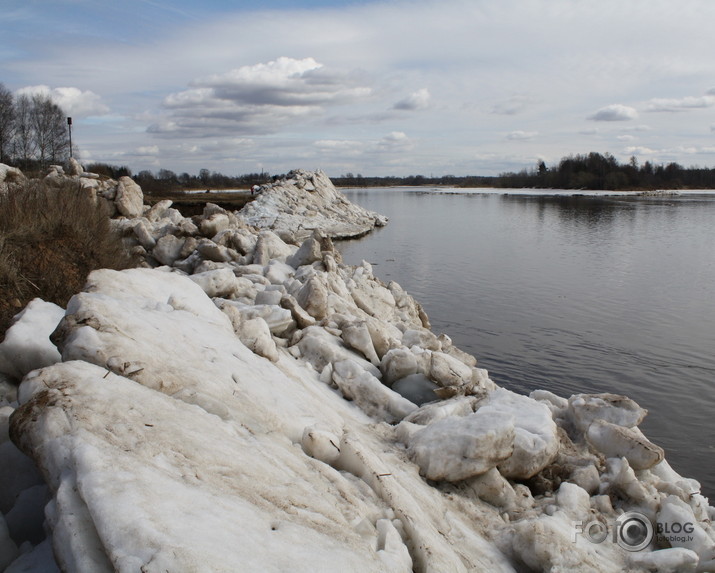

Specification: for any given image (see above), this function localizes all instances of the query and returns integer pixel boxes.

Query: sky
[3,0,715,177]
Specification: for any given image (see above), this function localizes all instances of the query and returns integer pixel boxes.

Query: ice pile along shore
[0,167,714,572]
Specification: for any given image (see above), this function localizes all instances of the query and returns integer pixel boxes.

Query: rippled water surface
[338,187,715,498]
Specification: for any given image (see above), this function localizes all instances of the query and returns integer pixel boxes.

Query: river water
[337,187,715,499]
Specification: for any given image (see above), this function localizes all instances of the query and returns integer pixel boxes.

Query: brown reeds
[0,179,134,337]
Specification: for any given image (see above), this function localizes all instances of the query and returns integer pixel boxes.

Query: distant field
[145,190,256,217]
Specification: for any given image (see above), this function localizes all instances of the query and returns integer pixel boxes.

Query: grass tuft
[0,179,134,338]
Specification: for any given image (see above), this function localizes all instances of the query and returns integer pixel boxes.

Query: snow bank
[240,169,388,242]
[2,167,714,572]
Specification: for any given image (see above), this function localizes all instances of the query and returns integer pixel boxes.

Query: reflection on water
[338,188,715,499]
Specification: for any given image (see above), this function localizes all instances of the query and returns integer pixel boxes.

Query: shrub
[0,179,134,338]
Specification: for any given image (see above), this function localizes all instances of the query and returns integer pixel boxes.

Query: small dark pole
[67,117,73,158]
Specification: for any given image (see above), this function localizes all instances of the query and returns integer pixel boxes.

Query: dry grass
[0,179,134,338]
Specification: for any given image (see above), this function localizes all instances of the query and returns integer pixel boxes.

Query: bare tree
[13,94,35,165]
[0,83,14,164]
[31,93,68,166]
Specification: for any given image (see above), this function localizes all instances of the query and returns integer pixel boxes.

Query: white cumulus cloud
[393,88,431,111]
[154,57,373,137]
[588,104,638,122]
[15,85,110,117]
[377,131,413,151]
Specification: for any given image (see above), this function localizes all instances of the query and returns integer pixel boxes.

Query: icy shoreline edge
[1,167,713,572]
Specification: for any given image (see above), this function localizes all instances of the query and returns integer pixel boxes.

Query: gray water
[337,187,715,499]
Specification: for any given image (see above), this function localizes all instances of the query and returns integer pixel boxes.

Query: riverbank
[0,167,713,571]
[144,189,256,217]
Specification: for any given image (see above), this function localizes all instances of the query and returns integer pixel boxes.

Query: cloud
[645,94,715,112]
[491,95,533,116]
[624,144,715,157]
[393,88,431,111]
[155,57,372,136]
[588,104,638,122]
[624,146,659,156]
[15,85,110,117]
[506,130,537,141]
[135,145,160,156]
[377,131,413,151]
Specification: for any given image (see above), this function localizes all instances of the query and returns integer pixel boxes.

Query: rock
[586,419,664,470]
[114,176,144,218]
[407,411,515,482]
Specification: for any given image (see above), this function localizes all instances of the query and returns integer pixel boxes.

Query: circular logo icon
[615,511,653,551]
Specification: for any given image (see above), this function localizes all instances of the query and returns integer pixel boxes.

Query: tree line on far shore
[90,152,715,194]
[335,153,715,190]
